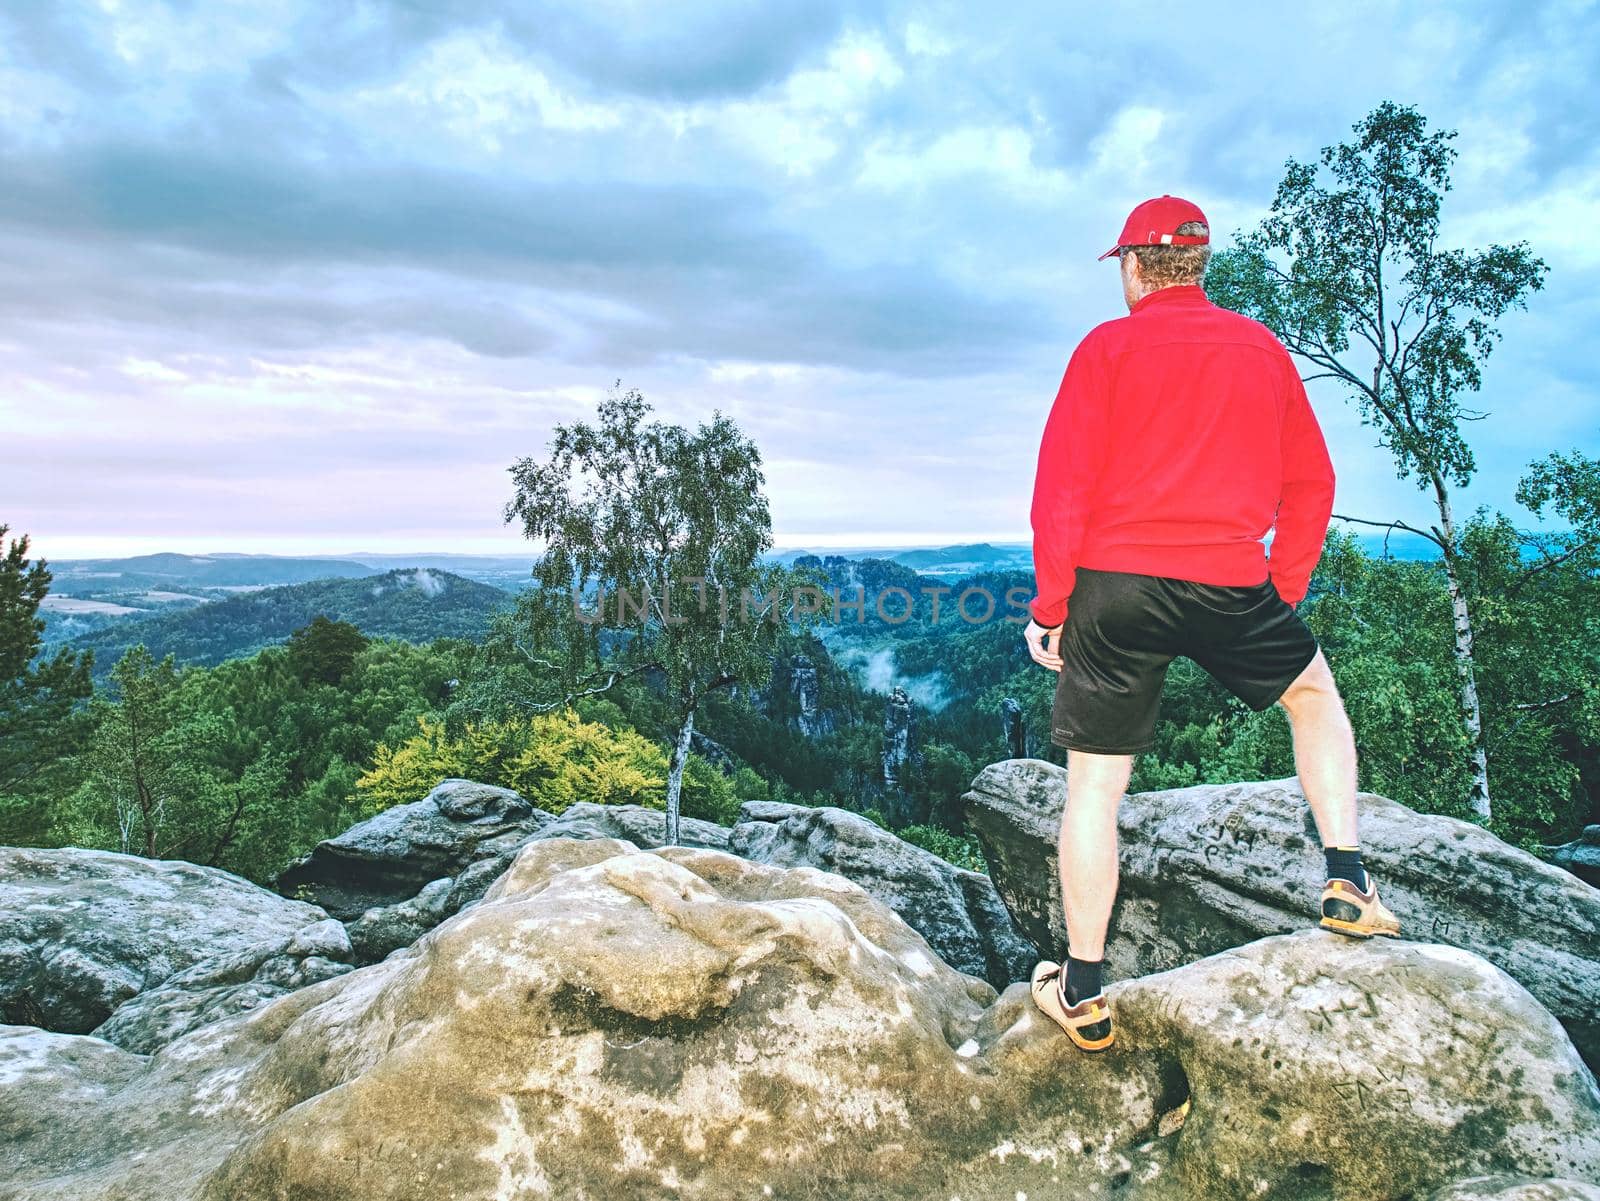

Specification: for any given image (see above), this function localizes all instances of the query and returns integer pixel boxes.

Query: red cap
[1098,195,1210,261]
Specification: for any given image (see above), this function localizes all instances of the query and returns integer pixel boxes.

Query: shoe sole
[1319,916,1401,939]
[1029,962,1115,1051]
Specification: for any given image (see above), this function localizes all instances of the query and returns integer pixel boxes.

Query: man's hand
[1025,618,1064,672]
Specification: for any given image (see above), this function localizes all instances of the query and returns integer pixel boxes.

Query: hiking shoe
[1029,960,1114,1051]
[1319,875,1401,939]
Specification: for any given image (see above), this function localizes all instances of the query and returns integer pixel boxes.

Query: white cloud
[335,27,628,153]
[1089,105,1166,179]
[1,0,1595,556]
[902,20,955,58]
[856,124,1060,195]
[693,30,905,176]
[119,357,187,383]
[1450,166,1600,268]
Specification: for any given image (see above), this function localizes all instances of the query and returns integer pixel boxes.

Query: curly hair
[1124,220,1211,287]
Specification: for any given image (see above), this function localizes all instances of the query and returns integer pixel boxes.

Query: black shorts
[1049,566,1320,755]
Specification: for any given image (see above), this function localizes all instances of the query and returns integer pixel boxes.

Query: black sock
[1324,844,1369,891]
[1061,953,1104,1005]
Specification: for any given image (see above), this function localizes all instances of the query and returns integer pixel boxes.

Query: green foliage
[286,615,369,685]
[903,740,977,827]
[1207,101,1552,821]
[1455,491,1600,849]
[679,755,742,827]
[355,708,740,825]
[729,765,770,802]
[1208,101,1547,496]
[498,383,832,840]
[897,821,987,873]
[1518,451,1600,533]
[42,630,467,882]
[55,645,238,862]
[0,526,95,841]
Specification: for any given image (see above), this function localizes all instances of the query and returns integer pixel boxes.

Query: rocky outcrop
[3,837,1597,1200]
[319,794,1027,993]
[688,729,738,774]
[789,652,836,737]
[730,800,1032,990]
[325,798,737,964]
[1001,696,1026,759]
[343,876,456,964]
[0,846,327,1033]
[272,777,551,918]
[962,758,1600,1076]
[1425,1178,1600,1199]
[532,798,735,852]
[1546,825,1600,888]
[883,684,921,825]
[1108,935,1600,1199]
[90,918,354,1054]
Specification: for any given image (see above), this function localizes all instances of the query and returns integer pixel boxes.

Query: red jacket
[1028,283,1335,628]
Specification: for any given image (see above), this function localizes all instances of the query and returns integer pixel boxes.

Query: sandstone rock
[283,917,352,961]
[1112,936,1600,1198]
[731,799,1033,991]
[961,759,1600,1076]
[534,799,735,852]
[344,876,455,964]
[2,838,1596,1201]
[90,919,356,1055]
[0,846,326,1033]
[1426,1177,1600,1199]
[333,801,737,965]
[688,729,738,774]
[271,777,548,918]
[1001,696,1026,759]
[880,684,920,808]
[788,652,836,737]
[1547,825,1600,888]
[329,794,1029,993]
[436,800,736,921]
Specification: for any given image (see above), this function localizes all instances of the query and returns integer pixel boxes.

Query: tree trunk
[1433,482,1492,820]
[665,705,695,846]
[138,774,158,858]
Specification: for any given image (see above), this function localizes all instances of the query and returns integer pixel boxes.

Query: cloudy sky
[4,0,1597,561]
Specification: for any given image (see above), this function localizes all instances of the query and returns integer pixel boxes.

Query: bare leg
[1276,648,1359,848]
[1057,749,1135,961]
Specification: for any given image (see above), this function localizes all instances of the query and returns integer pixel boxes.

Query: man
[1022,195,1401,1053]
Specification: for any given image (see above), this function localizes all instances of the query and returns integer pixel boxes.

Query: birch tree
[1208,101,1548,820]
[501,384,829,844]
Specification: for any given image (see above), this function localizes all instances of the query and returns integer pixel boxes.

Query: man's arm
[1268,360,1336,608]
[1028,335,1111,627]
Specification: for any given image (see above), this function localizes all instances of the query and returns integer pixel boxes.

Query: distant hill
[889,542,1032,576]
[766,542,1034,577]
[35,531,1460,669]
[796,533,1445,574]
[45,552,379,595]
[63,568,515,677]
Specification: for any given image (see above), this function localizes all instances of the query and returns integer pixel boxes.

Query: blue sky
[4,0,1597,560]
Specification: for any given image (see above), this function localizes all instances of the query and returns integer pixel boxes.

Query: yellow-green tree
[355,708,740,824]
